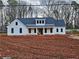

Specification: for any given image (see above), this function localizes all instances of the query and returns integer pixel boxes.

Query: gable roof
[17,17,65,27]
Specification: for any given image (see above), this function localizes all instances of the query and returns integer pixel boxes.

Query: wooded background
[0,0,79,32]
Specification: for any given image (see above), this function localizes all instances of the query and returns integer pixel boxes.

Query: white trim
[7,19,66,35]
[7,19,26,28]
[36,19,45,25]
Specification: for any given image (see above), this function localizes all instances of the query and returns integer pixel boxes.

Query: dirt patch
[0,35,79,59]
[68,35,79,40]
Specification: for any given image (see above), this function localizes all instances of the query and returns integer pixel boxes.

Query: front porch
[28,28,54,35]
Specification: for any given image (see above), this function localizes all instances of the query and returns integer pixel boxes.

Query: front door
[38,28,43,35]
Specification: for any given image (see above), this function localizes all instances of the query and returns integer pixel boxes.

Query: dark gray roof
[18,17,65,27]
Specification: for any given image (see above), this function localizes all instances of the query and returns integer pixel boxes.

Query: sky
[75,0,79,3]
[2,0,79,5]
[2,0,8,5]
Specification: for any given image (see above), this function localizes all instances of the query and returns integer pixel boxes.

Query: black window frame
[15,22,18,25]
[42,20,44,24]
[37,20,39,24]
[34,28,36,33]
[29,28,31,33]
[20,28,22,33]
[11,28,14,33]
[40,20,41,24]
[50,28,53,33]
[56,28,59,32]
[37,20,45,24]
[61,28,63,32]
[45,28,47,33]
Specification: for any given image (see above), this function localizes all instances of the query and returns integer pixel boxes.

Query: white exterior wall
[7,19,28,35]
[43,27,65,35]
[7,19,66,35]
[54,27,65,34]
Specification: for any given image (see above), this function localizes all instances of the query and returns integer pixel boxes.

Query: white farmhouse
[7,17,66,35]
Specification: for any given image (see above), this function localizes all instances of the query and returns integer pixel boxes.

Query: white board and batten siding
[7,19,66,35]
[7,19,28,35]
[43,27,65,35]
[54,27,65,34]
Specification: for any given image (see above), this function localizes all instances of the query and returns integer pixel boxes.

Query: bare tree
[0,0,4,32]
[41,0,55,17]
[27,4,33,18]
[6,0,18,23]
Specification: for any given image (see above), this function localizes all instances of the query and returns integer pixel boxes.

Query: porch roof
[26,24,54,28]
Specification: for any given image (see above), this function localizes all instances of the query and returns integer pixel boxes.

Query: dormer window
[42,20,44,23]
[36,19,45,25]
[37,21,39,24]
[40,21,41,24]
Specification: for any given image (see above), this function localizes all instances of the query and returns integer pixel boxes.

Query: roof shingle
[18,17,65,27]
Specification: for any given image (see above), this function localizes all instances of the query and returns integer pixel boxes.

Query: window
[45,28,47,33]
[37,20,40,24]
[42,20,44,23]
[11,28,14,33]
[56,28,58,32]
[37,21,39,24]
[20,28,22,33]
[36,20,45,24]
[40,20,41,23]
[29,28,31,33]
[15,22,18,25]
[61,28,63,32]
[34,28,36,33]
[50,28,53,33]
